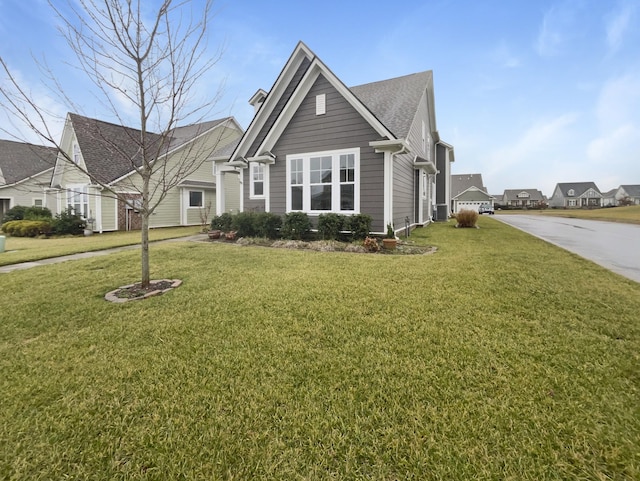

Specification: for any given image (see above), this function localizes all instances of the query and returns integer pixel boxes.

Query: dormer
[567,189,575,196]
[517,191,530,198]
[249,89,268,114]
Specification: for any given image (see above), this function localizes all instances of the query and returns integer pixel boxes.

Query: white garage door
[456,201,483,212]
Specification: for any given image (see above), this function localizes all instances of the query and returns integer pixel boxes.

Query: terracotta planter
[382,238,397,250]
[208,229,222,239]
[224,230,237,241]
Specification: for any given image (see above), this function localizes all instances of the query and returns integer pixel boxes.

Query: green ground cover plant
[0,226,200,266]
[497,204,640,224]
[1,217,639,480]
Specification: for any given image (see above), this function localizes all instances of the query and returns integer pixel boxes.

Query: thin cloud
[535,2,581,57]
[605,2,637,52]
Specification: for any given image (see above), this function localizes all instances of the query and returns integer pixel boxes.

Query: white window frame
[286,148,360,214]
[421,170,428,200]
[249,162,267,199]
[188,190,204,208]
[33,198,44,207]
[316,94,326,116]
[66,184,89,218]
[567,189,575,196]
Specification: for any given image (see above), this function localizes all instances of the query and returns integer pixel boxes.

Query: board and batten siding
[245,74,386,231]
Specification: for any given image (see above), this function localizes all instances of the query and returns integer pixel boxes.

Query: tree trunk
[141,174,151,288]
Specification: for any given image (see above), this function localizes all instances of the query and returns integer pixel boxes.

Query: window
[568,199,577,206]
[73,143,81,165]
[567,189,575,196]
[67,185,89,218]
[250,163,265,198]
[517,192,530,198]
[286,148,359,214]
[33,199,43,207]
[422,171,428,200]
[189,190,203,207]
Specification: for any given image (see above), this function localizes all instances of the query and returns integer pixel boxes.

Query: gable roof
[350,71,433,139]
[0,139,57,186]
[555,182,601,197]
[619,185,640,197]
[503,189,545,202]
[454,186,493,201]
[451,174,486,197]
[230,41,436,161]
[68,113,233,185]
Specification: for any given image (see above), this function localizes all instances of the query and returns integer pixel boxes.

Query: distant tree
[618,196,633,206]
[0,0,223,288]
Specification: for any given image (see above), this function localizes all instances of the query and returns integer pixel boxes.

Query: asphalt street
[495,215,640,283]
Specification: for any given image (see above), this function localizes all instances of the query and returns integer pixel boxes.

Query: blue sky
[1,0,639,195]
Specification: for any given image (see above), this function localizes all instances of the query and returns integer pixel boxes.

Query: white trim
[249,162,266,199]
[257,59,395,155]
[316,94,326,115]
[285,147,360,214]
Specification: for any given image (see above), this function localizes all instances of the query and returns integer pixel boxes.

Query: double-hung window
[67,185,89,218]
[250,163,265,198]
[286,148,359,214]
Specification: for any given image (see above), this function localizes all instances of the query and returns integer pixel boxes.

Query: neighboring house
[0,139,57,219]
[549,182,602,208]
[47,113,243,231]
[451,173,493,213]
[601,188,618,207]
[225,41,454,234]
[502,189,545,208]
[615,185,640,205]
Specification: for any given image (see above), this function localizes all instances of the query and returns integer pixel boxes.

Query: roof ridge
[349,70,432,89]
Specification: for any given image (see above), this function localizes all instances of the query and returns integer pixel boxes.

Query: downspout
[387,144,408,231]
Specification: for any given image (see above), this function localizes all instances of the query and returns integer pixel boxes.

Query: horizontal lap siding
[393,153,415,228]
[269,74,384,229]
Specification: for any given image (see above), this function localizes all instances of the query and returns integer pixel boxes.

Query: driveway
[494,215,640,283]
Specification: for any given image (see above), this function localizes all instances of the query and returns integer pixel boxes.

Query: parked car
[479,204,494,215]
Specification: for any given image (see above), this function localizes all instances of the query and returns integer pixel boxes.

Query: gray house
[549,182,602,208]
[615,185,640,205]
[450,173,493,213]
[0,139,57,219]
[226,42,454,234]
[502,189,545,208]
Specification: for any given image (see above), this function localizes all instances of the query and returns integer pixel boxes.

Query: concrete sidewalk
[0,234,208,274]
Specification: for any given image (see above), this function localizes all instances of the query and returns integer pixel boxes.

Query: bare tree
[0,0,224,287]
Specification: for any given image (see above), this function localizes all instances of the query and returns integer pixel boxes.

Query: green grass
[0,226,202,266]
[1,217,639,480]
[497,205,640,224]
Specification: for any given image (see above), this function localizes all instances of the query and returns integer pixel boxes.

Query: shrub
[347,214,372,240]
[254,212,282,239]
[363,236,380,252]
[1,219,53,237]
[281,212,311,240]
[456,209,478,228]
[317,213,344,240]
[24,206,53,220]
[231,211,257,238]
[210,213,233,231]
[52,208,86,235]
[2,205,28,223]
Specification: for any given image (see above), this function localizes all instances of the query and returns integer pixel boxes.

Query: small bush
[211,213,233,231]
[363,236,380,252]
[281,212,311,240]
[24,206,53,220]
[2,205,28,223]
[254,212,282,239]
[1,219,53,237]
[456,209,478,228]
[52,208,86,235]
[231,211,257,238]
[347,214,372,240]
[317,213,345,240]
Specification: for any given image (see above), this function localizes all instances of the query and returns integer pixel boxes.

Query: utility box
[0,235,5,253]
[435,204,449,221]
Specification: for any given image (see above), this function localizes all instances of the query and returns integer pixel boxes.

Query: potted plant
[382,223,397,250]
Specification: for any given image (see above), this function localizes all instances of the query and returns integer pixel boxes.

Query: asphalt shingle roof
[503,189,545,202]
[620,185,640,197]
[69,113,231,184]
[0,139,57,185]
[555,182,601,196]
[350,71,432,139]
[451,174,486,197]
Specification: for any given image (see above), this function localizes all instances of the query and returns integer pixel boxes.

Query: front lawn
[0,226,202,266]
[497,204,640,224]
[1,217,639,480]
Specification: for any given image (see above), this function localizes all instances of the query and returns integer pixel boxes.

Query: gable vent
[316,94,326,116]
